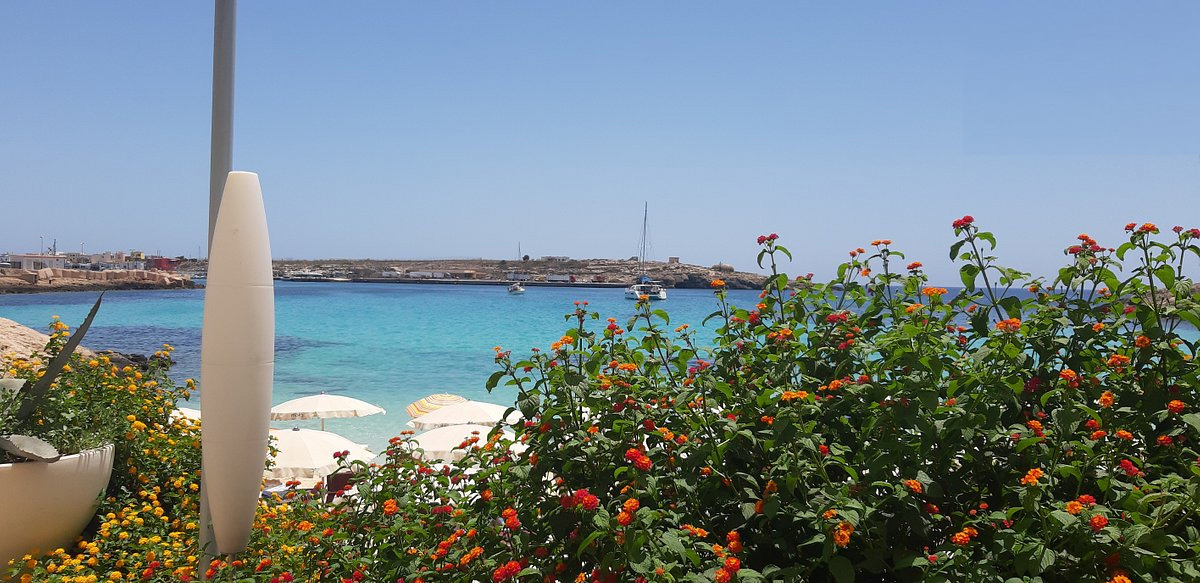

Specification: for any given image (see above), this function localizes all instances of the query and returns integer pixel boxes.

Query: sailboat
[624,203,668,301]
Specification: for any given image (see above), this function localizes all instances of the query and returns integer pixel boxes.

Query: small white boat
[626,203,667,301]
[508,283,525,295]
[625,281,667,301]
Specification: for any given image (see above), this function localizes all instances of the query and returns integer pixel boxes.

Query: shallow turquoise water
[0,283,759,451]
[3,283,1194,452]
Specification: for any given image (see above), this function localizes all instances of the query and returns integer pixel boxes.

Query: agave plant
[0,294,102,463]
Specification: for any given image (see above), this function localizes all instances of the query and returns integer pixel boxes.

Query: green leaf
[950,240,967,261]
[661,530,687,558]
[1180,413,1200,433]
[1050,510,1077,527]
[576,530,605,558]
[828,556,854,583]
[977,231,997,250]
[960,264,979,292]
[1155,266,1177,288]
[17,293,103,419]
[0,434,61,462]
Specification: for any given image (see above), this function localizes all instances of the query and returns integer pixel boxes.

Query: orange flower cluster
[870,239,893,246]
[382,499,399,516]
[995,318,1022,333]
[550,335,575,352]
[780,390,809,402]
[922,287,948,297]
[726,531,742,553]
[831,521,854,547]
[1065,501,1083,515]
[949,526,978,546]
[1107,354,1130,368]
[710,279,726,288]
[1167,399,1185,414]
[624,447,652,471]
[713,555,741,583]
[501,507,520,530]
[903,479,923,494]
[1019,468,1044,486]
[680,524,709,538]
[1135,335,1151,348]
[1098,391,1115,408]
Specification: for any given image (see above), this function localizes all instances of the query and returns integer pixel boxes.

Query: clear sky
[2,2,1198,284]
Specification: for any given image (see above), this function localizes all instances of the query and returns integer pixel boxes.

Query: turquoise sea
[0,283,762,451]
[4,283,1195,453]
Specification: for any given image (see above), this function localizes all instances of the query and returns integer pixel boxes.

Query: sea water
[0,282,760,451]
[3,283,1194,452]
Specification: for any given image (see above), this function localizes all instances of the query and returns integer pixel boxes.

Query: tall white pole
[202,0,236,577]
[209,0,236,251]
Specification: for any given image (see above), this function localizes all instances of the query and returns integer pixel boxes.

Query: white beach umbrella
[265,427,374,480]
[405,393,467,417]
[410,424,502,462]
[171,407,202,421]
[407,400,520,431]
[270,393,386,431]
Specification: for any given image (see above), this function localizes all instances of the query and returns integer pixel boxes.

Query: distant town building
[545,274,574,282]
[129,250,146,260]
[712,263,735,273]
[505,272,533,281]
[668,256,680,264]
[148,257,182,271]
[541,255,570,262]
[8,253,68,270]
[407,271,448,279]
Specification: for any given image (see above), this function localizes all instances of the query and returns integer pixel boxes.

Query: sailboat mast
[640,202,648,272]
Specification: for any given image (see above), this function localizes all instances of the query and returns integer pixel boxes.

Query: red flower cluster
[951,215,974,229]
[625,447,652,471]
[756,233,779,245]
[491,560,522,581]
[1119,459,1142,478]
[561,488,600,511]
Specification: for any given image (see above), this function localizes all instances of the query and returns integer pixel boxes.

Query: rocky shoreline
[0,268,198,295]
[182,258,769,290]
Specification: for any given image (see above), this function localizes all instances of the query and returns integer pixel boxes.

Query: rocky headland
[179,258,768,290]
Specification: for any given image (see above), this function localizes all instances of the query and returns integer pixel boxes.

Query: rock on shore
[0,317,95,359]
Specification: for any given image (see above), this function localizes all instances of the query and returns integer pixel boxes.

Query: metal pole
[202,0,236,578]
[209,0,236,251]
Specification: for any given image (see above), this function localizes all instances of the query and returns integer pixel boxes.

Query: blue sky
[2,2,1198,284]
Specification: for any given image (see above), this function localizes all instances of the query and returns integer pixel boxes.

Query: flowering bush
[298,220,1199,582]
[2,327,201,581]
[7,219,1200,583]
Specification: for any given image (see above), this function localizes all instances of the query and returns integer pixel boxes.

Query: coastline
[0,277,199,295]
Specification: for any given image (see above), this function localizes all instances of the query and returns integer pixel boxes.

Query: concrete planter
[0,443,114,567]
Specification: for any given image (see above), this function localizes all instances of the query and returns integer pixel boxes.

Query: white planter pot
[0,443,115,567]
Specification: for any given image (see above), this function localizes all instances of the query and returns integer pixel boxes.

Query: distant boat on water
[625,202,667,301]
[507,283,525,295]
